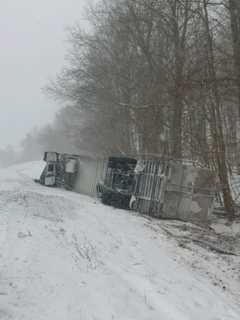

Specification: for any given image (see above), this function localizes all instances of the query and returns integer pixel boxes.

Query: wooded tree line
[43,0,240,217]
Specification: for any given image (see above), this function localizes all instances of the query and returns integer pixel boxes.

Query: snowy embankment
[0,161,239,320]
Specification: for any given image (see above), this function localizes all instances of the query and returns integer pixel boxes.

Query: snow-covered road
[0,162,239,320]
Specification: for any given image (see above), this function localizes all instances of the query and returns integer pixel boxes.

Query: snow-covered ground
[0,161,239,320]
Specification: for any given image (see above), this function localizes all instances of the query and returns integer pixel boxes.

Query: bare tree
[228,0,240,116]
[202,0,235,218]
[45,0,238,217]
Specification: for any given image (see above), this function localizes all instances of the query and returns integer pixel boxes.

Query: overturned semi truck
[38,152,216,223]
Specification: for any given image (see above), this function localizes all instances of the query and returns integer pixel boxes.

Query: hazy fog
[0,0,89,148]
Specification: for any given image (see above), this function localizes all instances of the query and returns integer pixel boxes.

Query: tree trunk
[228,0,240,171]
[229,0,240,116]
[203,0,235,219]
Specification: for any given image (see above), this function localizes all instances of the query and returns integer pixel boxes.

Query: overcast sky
[0,0,89,149]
